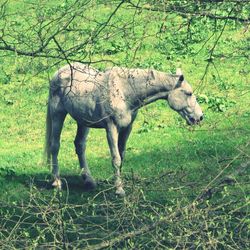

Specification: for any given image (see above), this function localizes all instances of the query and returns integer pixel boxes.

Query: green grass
[0,0,249,248]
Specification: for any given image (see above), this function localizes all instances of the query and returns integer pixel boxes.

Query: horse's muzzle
[188,115,203,125]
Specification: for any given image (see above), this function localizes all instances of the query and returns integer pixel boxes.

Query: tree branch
[127,1,250,23]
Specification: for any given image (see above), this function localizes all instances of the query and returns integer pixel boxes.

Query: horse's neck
[127,69,177,109]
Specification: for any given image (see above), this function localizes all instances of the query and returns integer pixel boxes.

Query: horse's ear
[178,74,184,82]
[175,75,184,88]
[175,68,184,88]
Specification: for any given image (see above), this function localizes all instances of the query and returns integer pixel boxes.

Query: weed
[198,94,236,112]
[0,1,249,249]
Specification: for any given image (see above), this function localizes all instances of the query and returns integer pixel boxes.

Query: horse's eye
[186,92,192,96]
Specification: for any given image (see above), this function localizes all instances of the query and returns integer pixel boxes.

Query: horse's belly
[63,95,106,128]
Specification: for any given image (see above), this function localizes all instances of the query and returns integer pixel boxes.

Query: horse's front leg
[106,122,125,196]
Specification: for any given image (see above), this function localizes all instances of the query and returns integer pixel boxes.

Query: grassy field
[0,1,249,249]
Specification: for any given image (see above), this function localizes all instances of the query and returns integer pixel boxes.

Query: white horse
[45,63,203,195]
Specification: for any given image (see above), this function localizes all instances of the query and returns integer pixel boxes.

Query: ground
[0,1,249,249]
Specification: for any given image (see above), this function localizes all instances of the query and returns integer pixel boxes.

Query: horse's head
[167,69,203,125]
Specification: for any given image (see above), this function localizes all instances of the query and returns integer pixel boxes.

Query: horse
[44,63,203,196]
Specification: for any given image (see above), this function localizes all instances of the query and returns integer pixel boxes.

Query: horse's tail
[44,94,52,167]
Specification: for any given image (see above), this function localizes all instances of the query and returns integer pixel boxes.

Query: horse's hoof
[52,179,62,190]
[82,174,96,191]
[115,188,125,197]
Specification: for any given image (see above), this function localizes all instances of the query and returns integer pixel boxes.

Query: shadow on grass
[1,126,249,204]
[4,173,114,194]
[0,129,249,249]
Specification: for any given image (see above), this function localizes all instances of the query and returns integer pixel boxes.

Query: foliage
[0,69,11,85]
[0,166,15,177]
[0,0,249,249]
[0,158,249,249]
[198,94,236,112]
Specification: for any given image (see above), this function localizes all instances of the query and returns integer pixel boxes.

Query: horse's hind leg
[74,123,96,190]
[51,111,67,189]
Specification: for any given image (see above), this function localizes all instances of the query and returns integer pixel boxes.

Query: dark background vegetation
[0,0,249,249]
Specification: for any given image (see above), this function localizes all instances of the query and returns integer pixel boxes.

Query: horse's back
[49,63,108,127]
[48,64,137,128]
[51,63,105,92]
